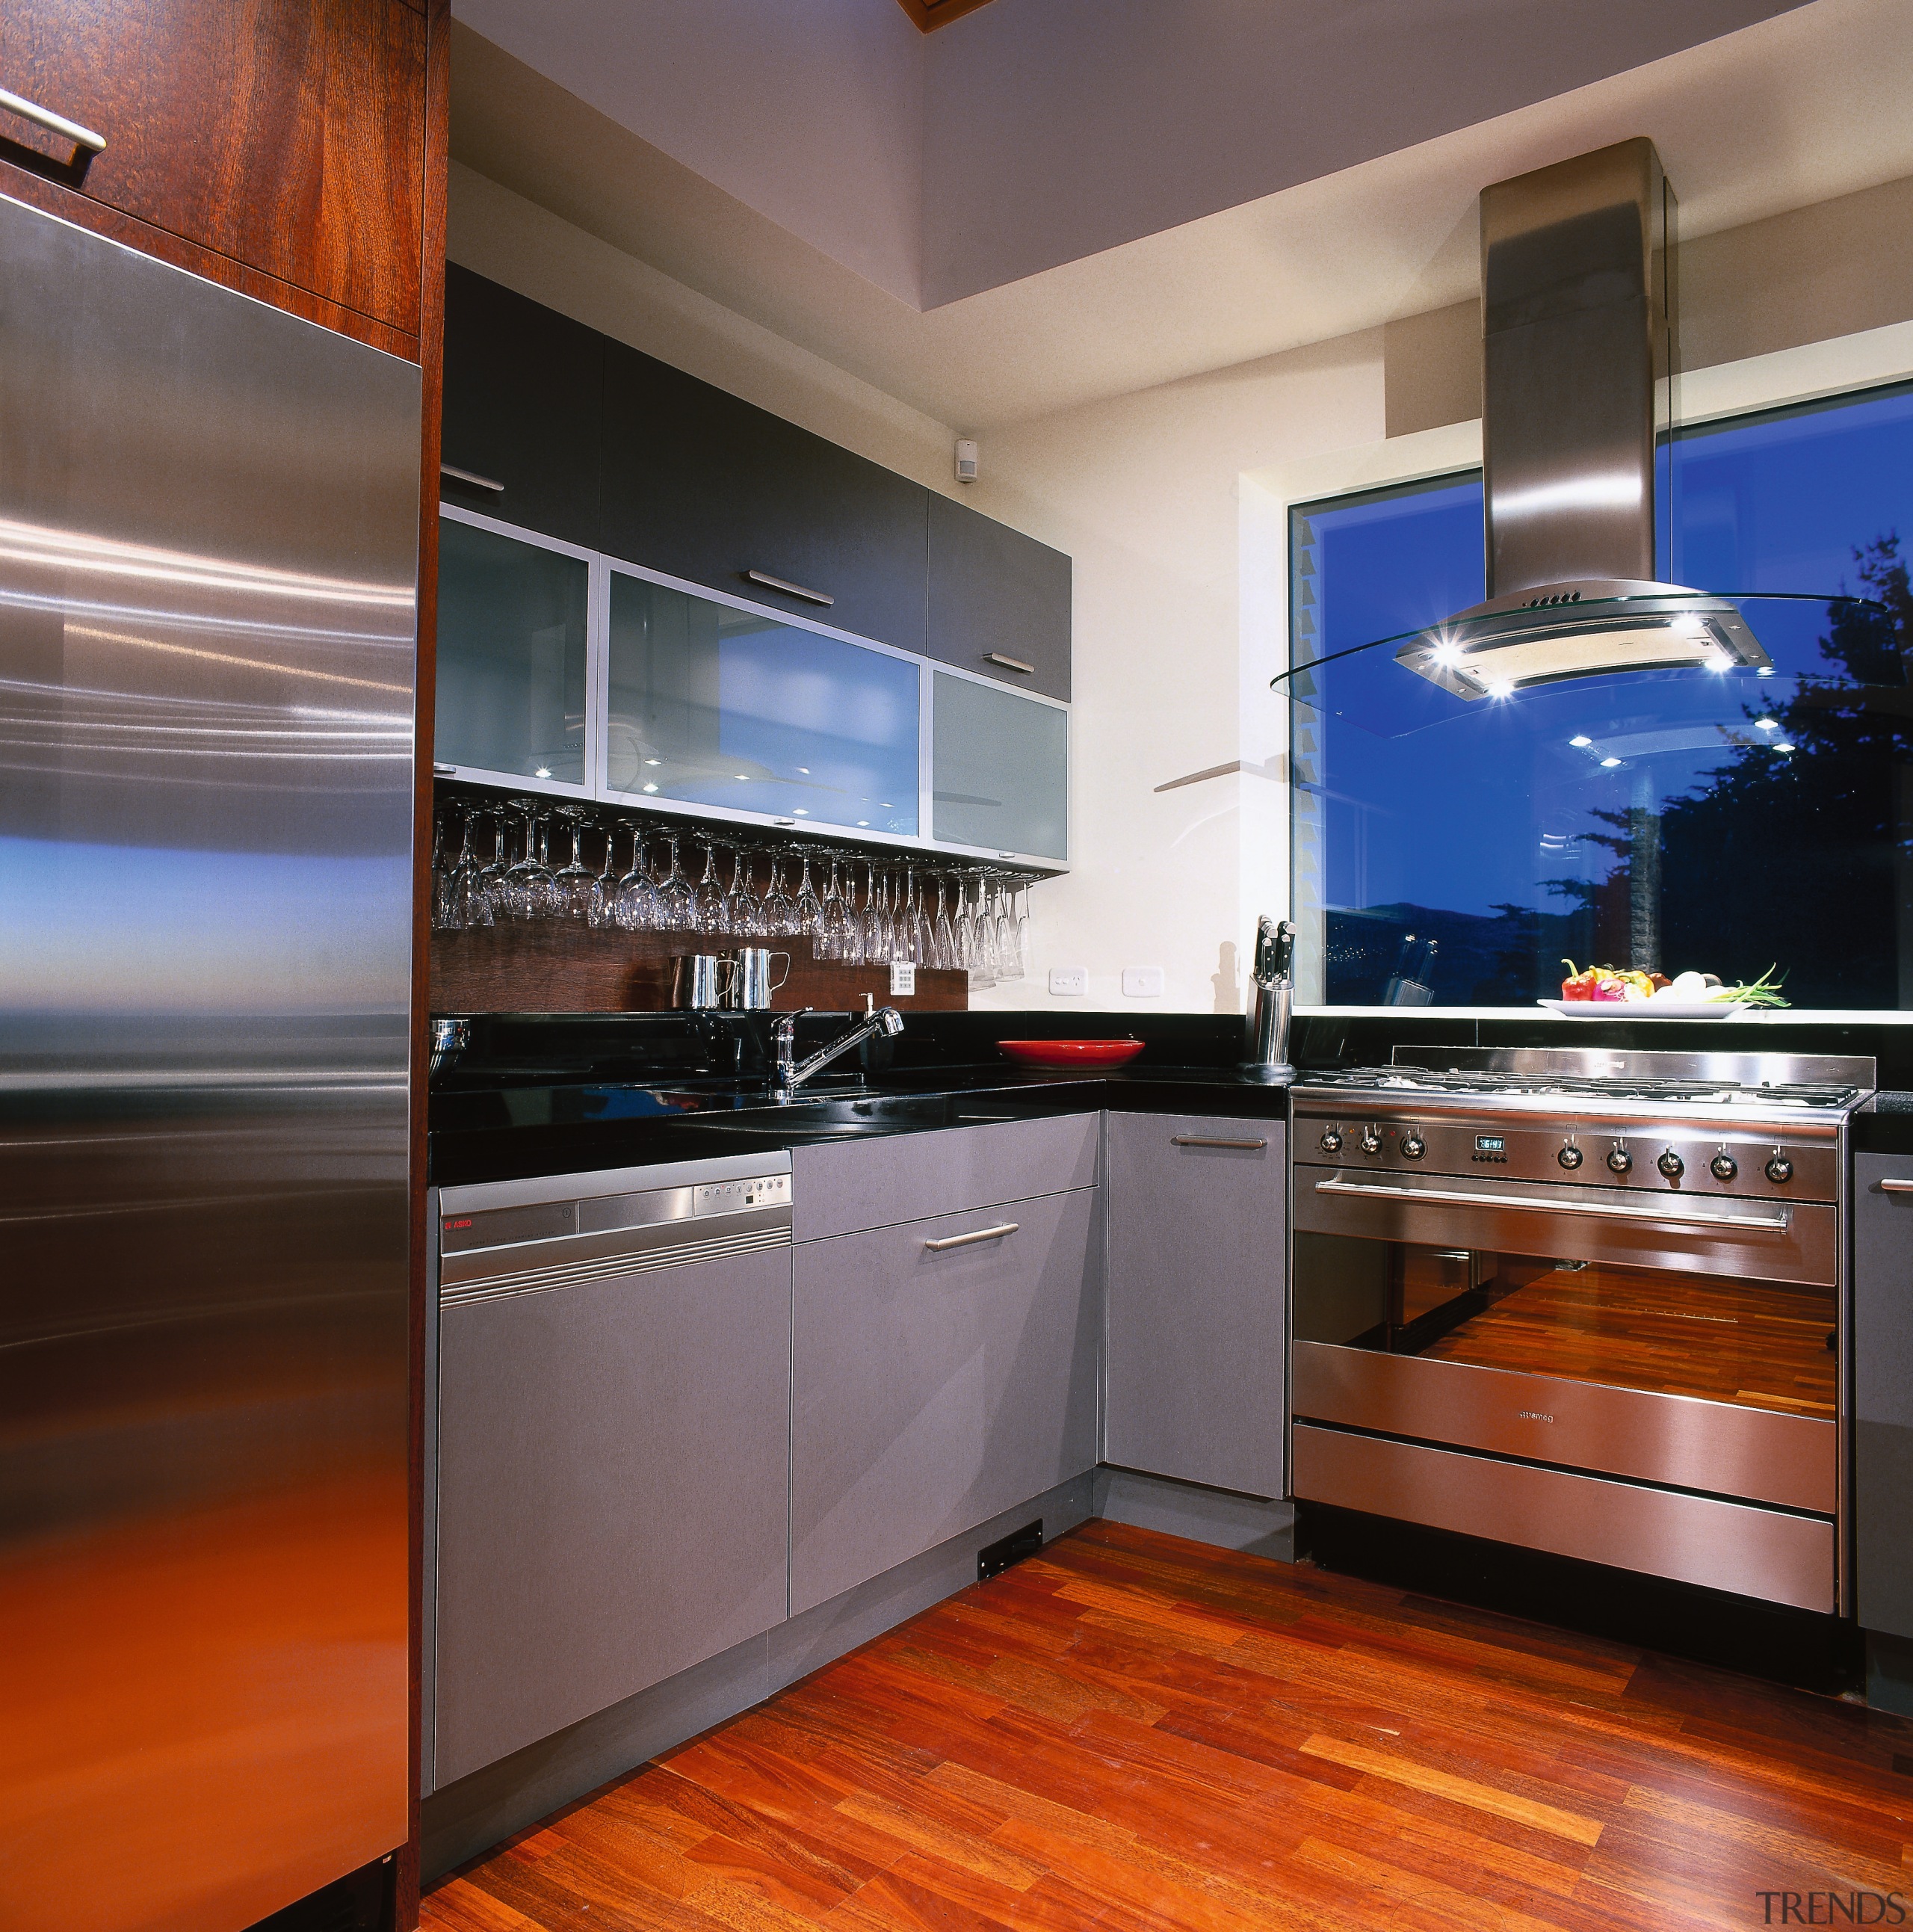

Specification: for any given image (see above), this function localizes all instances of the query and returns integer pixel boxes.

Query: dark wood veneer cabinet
[928,489,1072,700]
[0,0,427,336]
[602,339,930,652]
[442,263,604,543]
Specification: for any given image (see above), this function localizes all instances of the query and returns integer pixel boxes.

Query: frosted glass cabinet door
[436,516,590,785]
[606,571,920,836]
[933,671,1068,859]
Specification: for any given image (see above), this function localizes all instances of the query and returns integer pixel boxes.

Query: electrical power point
[1122,967,1165,998]
[1048,966,1087,996]
[888,961,916,996]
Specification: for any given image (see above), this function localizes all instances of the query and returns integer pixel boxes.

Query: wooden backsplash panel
[430,923,968,1015]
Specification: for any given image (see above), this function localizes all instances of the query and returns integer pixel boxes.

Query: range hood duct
[1400,138,1769,699]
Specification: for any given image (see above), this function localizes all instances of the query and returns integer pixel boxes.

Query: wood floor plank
[428,1521,1913,1932]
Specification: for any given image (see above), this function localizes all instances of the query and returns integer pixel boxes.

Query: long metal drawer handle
[1313,1176,1791,1233]
[0,86,107,153]
[1172,1135,1267,1150]
[985,652,1036,674]
[1880,1179,1913,1194]
[747,569,833,607]
[441,463,504,493]
[924,1221,1019,1253]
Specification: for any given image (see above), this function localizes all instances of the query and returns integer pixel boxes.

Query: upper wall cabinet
[927,493,1072,702]
[442,265,605,546]
[0,1,427,334]
[601,342,929,655]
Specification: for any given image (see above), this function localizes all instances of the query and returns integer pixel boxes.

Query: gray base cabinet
[433,1247,791,1786]
[791,1187,1101,1614]
[1103,1114,1287,1498]
[1856,1153,1913,1639]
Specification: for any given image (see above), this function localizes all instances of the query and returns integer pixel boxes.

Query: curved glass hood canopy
[1273,591,1900,738]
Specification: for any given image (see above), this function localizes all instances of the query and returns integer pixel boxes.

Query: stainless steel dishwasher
[424,1152,794,1793]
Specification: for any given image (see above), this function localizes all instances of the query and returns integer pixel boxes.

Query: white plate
[1536,999,1747,1020]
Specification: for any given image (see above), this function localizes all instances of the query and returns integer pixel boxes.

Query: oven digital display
[1474,1135,1506,1152]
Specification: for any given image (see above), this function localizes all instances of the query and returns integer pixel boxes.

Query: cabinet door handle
[924,1221,1019,1253]
[746,569,834,607]
[1881,1179,1913,1194]
[441,463,504,493]
[984,652,1036,674]
[1172,1135,1267,1150]
[0,86,107,154]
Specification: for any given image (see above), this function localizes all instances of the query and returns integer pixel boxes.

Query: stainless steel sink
[717,1092,1034,1138]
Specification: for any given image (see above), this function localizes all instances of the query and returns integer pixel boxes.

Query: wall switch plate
[1122,967,1165,998]
[888,961,916,996]
[1048,966,1087,996]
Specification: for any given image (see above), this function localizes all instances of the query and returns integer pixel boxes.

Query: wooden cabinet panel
[1104,1113,1288,1498]
[791,1187,1099,1613]
[602,340,929,652]
[0,0,425,331]
[1855,1153,1913,1639]
[927,491,1072,700]
[433,1246,792,1785]
[441,266,603,543]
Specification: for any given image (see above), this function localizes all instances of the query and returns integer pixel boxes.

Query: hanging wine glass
[724,844,762,937]
[551,809,596,920]
[443,811,495,930]
[614,823,656,930]
[430,807,457,929]
[690,837,727,932]
[654,830,694,931]
[792,845,824,947]
[501,802,551,921]
[969,871,998,989]
[761,850,797,937]
[859,859,886,964]
[931,873,956,971]
[993,872,1022,982]
[586,820,619,929]
[819,852,856,962]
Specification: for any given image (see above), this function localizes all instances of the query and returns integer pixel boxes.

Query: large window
[1290,383,1913,1007]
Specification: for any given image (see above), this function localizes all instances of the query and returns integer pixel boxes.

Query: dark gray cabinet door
[1855,1153,1913,1638]
[602,342,928,652]
[441,265,605,546]
[1104,1114,1287,1498]
[433,1247,791,1784]
[927,492,1072,701]
[791,1188,1099,1614]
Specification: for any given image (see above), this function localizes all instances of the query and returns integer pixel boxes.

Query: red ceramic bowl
[998,1039,1146,1069]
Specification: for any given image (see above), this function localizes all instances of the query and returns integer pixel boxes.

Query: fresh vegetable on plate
[1560,960,1790,1007]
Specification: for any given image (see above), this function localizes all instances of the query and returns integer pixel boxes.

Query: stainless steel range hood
[1400,138,1770,699]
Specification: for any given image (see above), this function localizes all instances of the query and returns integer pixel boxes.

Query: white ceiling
[449,0,1913,430]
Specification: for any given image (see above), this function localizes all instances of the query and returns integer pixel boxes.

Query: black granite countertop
[1853,1093,1913,1157]
[430,1062,1292,1189]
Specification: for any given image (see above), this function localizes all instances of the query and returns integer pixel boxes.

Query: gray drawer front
[1856,1152,1913,1637]
[791,1188,1099,1613]
[433,1247,791,1784]
[792,1113,1098,1242]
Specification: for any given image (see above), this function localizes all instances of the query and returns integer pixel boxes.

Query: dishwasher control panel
[694,1173,792,1217]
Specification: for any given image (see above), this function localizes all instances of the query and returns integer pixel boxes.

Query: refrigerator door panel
[0,194,418,1928]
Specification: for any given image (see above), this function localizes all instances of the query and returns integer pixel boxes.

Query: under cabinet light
[1599,756,1622,768]
[1569,735,1592,747]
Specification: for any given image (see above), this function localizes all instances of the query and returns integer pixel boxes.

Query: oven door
[1291,1164,1839,1605]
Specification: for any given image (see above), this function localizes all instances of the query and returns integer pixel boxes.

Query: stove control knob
[1400,1134,1427,1160]
[1657,1149,1685,1179]
[1360,1127,1384,1156]
[1558,1144,1584,1170]
[1318,1128,1344,1155]
[1606,1146,1633,1175]
[1765,1153,1794,1185]
[1710,1151,1738,1182]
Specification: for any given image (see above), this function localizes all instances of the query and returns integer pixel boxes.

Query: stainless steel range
[1290,1046,1873,1614]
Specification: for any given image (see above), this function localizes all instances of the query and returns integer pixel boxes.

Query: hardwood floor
[423,1521,1912,1931]
[1427,1265,1839,1416]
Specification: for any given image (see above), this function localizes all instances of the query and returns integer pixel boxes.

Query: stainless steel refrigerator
[0,193,417,1927]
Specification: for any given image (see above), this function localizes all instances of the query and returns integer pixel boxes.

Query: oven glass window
[1294,1233,1835,1420]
